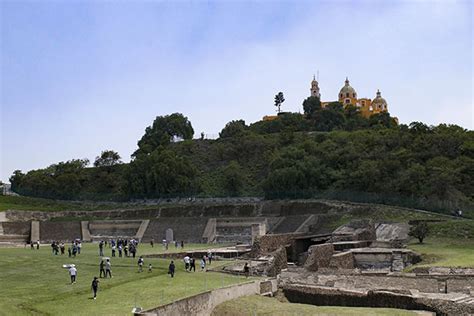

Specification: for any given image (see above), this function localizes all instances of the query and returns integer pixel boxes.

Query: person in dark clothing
[181,240,184,249]
[150,238,154,248]
[99,260,106,278]
[91,277,99,300]
[243,262,250,278]
[168,260,175,278]
[190,257,196,272]
[138,256,144,272]
[68,246,72,257]
[99,241,104,257]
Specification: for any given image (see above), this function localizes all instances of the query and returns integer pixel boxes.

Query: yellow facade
[261,77,390,121]
[317,77,389,118]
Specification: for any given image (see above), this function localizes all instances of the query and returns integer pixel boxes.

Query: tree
[274,92,285,113]
[302,96,321,118]
[313,108,346,131]
[94,150,122,168]
[221,161,245,196]
[133,113,194,157]
[219,120,247,138]
[409,221,429,243]
[9,170,25,191]
[369,112,397,129]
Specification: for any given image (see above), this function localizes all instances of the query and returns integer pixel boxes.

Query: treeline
[9,99,474,215]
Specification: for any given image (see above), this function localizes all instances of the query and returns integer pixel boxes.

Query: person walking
[91,277,99,300]
[168,260,175,278]
[69,265,77,284]
[138,256,144,272]
[243,262,250,278]
[190,257,196,272]
[60,243,65,255]
[99,260,106,278]
[183,255,190,271]
[207,251,212,265]
[105,259,112,278]
[200,257,206,271]
[36,240,40,250]
[148,264,153,273]
[99,241,104,257]
[118,245,123,258]
[111,245,116,257]
[150,238,154,248]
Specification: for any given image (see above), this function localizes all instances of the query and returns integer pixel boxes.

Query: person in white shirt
[183,255,190,271]
[69,266,77,284]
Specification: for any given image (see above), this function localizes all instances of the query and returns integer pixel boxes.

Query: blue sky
[1,0,472,182]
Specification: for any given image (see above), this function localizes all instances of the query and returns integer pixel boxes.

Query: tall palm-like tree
[274,92,285,113]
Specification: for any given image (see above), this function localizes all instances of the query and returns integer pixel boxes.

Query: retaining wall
[39,221,81,242]
[283,284,474,316]
[138,280,274,316]
[1,221,31,235]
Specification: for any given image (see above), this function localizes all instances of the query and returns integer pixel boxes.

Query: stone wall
[283,284,474,316]
[447,278,474,295]
[265,247,288,277]
[2,221,31,235]
[138,281,262,316]
[253,233,302,254]
[142,218,208,243]
[39,222,82,242]
[304,244,334,271]
[329,252,354,269]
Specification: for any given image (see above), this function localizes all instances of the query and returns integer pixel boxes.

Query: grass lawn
[212,295,420,316]
[407,237,474,269]
[0,243,250,315]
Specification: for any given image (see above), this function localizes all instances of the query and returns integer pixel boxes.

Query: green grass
[0,243,250,315]
[407,237,474,269]
[211,295,419,316]
[0,195,119,212]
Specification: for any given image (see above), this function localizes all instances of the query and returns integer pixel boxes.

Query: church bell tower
[310,75,321,99]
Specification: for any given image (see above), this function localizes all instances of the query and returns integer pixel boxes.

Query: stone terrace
[39,221,81,242]
[142,217,208,243]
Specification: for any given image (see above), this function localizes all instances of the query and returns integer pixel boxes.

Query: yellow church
[312,76,389,118]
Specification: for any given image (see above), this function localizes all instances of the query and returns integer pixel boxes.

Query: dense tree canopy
[10,108,473,217]
[133,113,194,157]
[94,150,122,168]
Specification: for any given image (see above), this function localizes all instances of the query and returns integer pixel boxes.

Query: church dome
[339,77,357,99]
[372,89,387,110]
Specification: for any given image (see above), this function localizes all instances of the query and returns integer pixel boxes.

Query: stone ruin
[235,219,474,315]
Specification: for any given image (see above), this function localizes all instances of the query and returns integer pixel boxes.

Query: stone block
[304,244,334,271]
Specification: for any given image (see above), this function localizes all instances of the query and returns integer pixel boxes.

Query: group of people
[44,239,82,257]
[53,237,234,300]
[106,238,139,258]
[183,251,213,272]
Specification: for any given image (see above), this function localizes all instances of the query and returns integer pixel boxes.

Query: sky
[0,0,472,182]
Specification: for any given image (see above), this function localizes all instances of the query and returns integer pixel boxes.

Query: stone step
[455,296,474,304]
[0,234,29,242]
[0,222,4,235]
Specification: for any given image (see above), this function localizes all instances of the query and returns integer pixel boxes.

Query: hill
[8,110,473,217]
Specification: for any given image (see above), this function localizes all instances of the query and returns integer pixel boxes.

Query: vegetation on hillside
[8,98,474,216]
